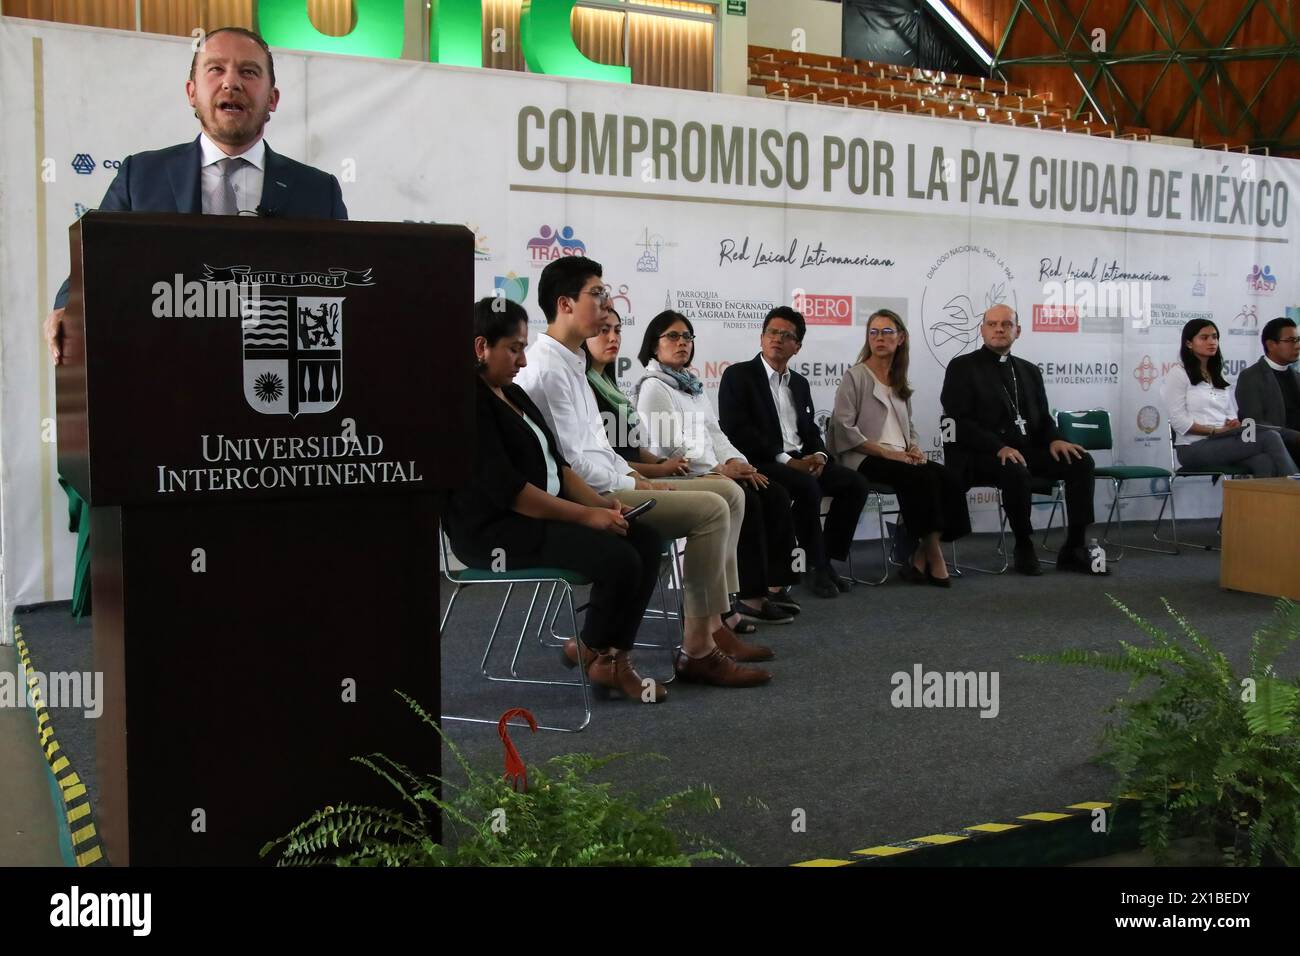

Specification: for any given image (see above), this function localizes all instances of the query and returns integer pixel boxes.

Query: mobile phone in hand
[623,499,657,520]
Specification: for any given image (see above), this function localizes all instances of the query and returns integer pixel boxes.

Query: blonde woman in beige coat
[829,309,970,586]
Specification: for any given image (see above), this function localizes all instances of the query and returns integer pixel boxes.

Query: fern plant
[1023,596,1300,866]
[261,693,739,866]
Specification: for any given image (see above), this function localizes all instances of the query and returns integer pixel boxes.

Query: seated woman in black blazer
[444,298,667,703]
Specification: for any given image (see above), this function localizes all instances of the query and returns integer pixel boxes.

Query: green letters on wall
[258,0,632,84]
[520,0,631,83]
[259,0,405,58]
[430,0,483,68]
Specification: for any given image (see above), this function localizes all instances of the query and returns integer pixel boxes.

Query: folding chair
[438,533,593,733]
[1052,409,1175,559]
[531,540,685,684]
[950,475,1062,574]
[1153,426,1251,552]
[825,484,900,586]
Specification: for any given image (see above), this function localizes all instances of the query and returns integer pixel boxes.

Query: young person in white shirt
[1161,318,1298,476]
[514,256,771,688]
[633,310,802,626]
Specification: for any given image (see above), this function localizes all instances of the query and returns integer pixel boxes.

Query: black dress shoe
[1013,542,1043,576]
[926,570,953,588]
[734,600,795,625]
[803,570,839,599]
[767,591,802,615]
[1057,544,1111,575]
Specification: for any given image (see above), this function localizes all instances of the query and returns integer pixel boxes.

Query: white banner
[3,18,1297,619]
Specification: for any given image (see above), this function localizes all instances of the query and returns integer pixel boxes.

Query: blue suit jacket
[54,136,348,308]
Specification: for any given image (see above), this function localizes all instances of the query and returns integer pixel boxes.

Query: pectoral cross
[1015,415,1027,436]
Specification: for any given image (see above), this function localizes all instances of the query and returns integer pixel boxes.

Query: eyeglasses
[660,331,695,343]
[581,286,612,304]
[1276,336,1300,345]
[867,328,899,338]
[763,329,798,343]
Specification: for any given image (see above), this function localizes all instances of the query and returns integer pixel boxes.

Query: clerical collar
[1265,356,1294,372]
[981,345,1012,363]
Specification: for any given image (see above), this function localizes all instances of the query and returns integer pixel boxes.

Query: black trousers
[855,457,971,542]
[737,481,799,598]
[1276,426,1300,466]
[463,520,663,651]
[758,457,871,569]
[966,447,1095,538]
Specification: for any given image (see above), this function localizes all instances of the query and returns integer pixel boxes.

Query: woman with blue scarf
[634,310,801,627]
[586,309,776,664]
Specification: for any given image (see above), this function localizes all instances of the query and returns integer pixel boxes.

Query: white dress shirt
[198,133,266,215]
[635,362,747,476]
[760,355,825,464]
[1162,363,1238,445]
[1265,356,1293,372]
[514,333,637,493]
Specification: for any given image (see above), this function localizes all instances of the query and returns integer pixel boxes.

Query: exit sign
[727,1,746,15]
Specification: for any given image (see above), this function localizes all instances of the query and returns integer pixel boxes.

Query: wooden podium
[1222,477,1300,600]
[56,212,473,865]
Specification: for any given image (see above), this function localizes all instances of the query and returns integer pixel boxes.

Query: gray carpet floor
[10,520,1297,867]
[436,523,1298,866]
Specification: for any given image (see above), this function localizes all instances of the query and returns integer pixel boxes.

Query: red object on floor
[497,708,538,792]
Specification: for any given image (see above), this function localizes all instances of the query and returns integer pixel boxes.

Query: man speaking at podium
[43,26,348,364]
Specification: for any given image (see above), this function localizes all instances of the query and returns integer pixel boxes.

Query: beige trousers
[611,476,744,619]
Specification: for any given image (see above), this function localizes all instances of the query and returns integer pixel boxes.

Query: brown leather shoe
[587,653,667,703]
[674,648,772,687]
[712,624,774,662]
[561,638,599,670]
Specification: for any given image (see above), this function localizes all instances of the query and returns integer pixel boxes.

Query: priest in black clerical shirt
[940,304,1106,576]
[1235,316,1300,464]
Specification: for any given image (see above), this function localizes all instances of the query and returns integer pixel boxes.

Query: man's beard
[199,103,267,146]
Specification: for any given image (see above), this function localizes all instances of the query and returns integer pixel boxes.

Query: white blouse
[635,368,747,476]
[1161,363,1238,446]
[869,370,908,450]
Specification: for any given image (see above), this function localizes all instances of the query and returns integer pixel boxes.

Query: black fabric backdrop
[842,0,988,74]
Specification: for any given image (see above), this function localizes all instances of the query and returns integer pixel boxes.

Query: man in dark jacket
[1234,316,1300,463]
[44,27,347,364]
[940,304,1104,576]
[719,307,870,598]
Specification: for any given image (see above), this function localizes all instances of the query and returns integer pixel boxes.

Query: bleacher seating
[748,44,1155,141]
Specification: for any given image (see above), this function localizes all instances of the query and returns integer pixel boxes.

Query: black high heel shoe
[898,556,928,584]
[926,570,952,588]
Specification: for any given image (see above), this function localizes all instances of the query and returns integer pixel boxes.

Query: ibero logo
[1033,304,1080,332]
[793,291,853,326]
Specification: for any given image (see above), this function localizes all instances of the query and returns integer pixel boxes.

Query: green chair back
[1056,409,1113,451]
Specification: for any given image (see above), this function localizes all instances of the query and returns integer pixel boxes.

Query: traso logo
[527,226,586,266]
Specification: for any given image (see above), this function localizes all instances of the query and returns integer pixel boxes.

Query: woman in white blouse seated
[1162,318,1298,476]
[634,310,802,626]
[828,308,970,586]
